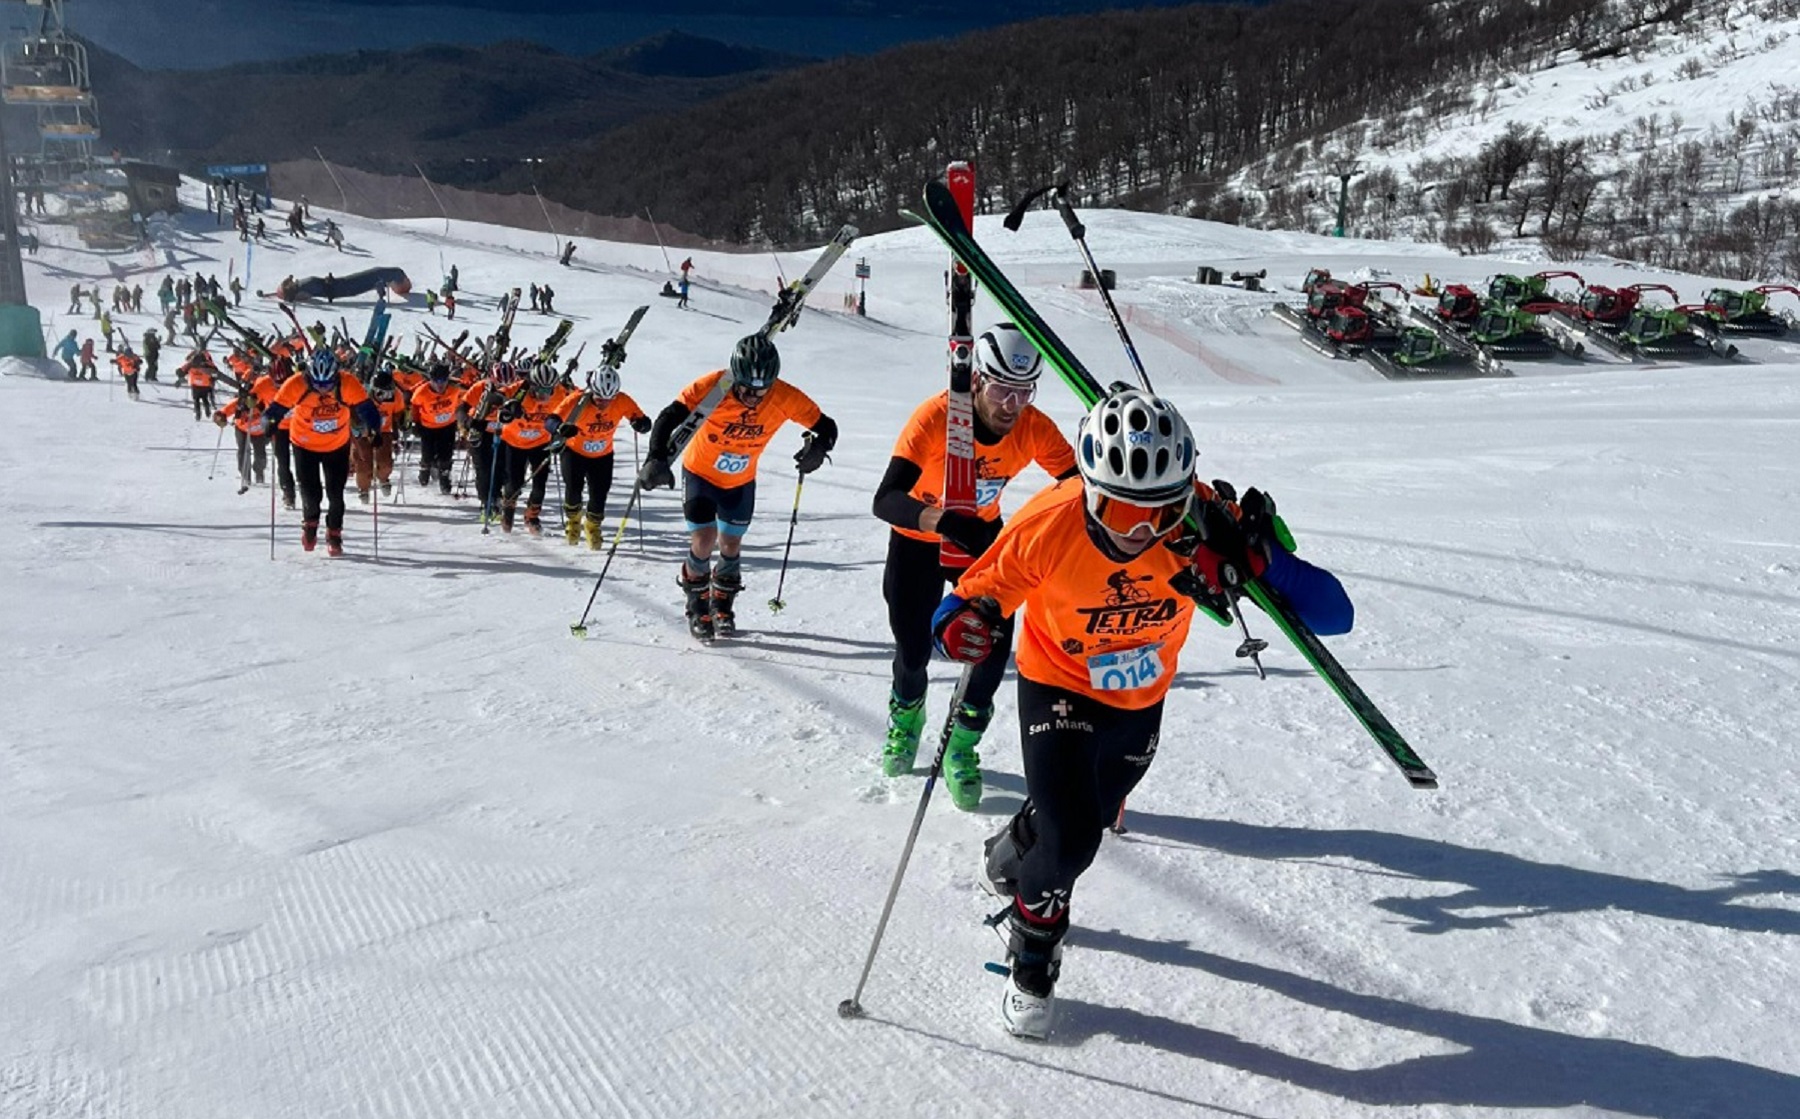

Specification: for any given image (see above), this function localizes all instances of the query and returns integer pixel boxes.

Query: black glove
[638,456,674,491]
[1210,477,1238,504]
[1238,487,1280,555]
[630,415,653,435]
[498,399,522,423]
[935,509,1002,558]
[368,430,384,449]
[794,431,830,475]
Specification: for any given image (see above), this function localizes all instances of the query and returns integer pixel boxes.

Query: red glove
[934,597,1002,664]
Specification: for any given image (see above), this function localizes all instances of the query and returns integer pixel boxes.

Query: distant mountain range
[87,32,813,187]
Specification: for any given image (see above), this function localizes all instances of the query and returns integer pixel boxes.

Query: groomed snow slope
[3,191,1799,1119]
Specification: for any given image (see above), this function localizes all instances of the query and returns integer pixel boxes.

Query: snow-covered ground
[4,189,1799,1119]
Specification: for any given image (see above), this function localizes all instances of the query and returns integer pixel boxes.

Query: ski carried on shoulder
[914,180,1437,790]
[941,162,979,570]
[664,224,857,460]
[550,305,650,448]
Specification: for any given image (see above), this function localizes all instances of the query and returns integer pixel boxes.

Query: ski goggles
[1086,487,1191,539]
[976,376,1036,408]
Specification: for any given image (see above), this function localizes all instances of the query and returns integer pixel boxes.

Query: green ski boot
[944,703,992,811]
[881,693,926,776]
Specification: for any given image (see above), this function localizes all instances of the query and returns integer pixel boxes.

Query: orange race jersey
[393,368,424,393]
[274,373,371,453]
[411,381,462,429]
[249,374,289,429]
[555,390,646,459]
[217,397,269,435]
[952,476,1196,710]
[185,359,215,389]
[113,353,142,377]
[462,380,517,431]
[369,391,406,433]
[677,371,822,488]
[226,352,256,381]
[500,387,567,450]
[890,393,1074,543]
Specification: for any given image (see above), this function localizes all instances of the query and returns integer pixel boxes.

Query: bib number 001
[714,451,751,475]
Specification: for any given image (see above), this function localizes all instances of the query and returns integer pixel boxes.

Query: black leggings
[561,449,616,518]
[881,531,1013,710]
[293,444,352,530]
[271,427,296,499]
[501,443,551,508]
[1009,677,1163,925]
[417,425,456,479]
[234,428,269,480]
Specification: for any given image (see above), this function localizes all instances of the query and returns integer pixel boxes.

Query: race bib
[582,439,610,455]
[714,451,751,475]
[1086,643,1163,692]
[975,476,1007,508]
[431,410,453,424]
[311,417,340,434]
[516,426,542,441]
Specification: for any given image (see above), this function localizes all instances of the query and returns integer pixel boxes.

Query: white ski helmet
[973,323,1043,385]
[527,357,559,393]
[588,367,621,400]
[1075,387,1196,504]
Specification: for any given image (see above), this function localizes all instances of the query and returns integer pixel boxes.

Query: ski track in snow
[3,181,1800,1119]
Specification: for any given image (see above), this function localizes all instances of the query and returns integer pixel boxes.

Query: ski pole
[206,420,227,480]
[269,465,277,561]
[372,441,381,560]
[767,472,805,613]
[482,431,502,535]
[632,427,645,554]
[1005,181,1154,394]
[569,482,643,637]
[839,664,976,1021]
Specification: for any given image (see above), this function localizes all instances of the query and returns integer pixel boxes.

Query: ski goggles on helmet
[975,373,1036,408]
[1085,486,1190,539]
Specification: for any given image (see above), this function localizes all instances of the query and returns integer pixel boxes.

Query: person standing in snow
[52,330,78,379]
[261,347,382,556]
[636,334,837,640]
[111,344,142,401]
[77,337,98,381]
[870,324,1076,809]
[553,361,650,548]
[935,387,1353,1039]
[409,362,462,495]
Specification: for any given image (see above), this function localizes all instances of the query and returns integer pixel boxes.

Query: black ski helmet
[729,333,780,390]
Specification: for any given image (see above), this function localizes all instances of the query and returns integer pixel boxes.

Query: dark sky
[55,0,1201,70]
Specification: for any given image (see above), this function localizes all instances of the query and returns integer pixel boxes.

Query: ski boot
[282,490,297,511]
[524,505,543,536]
[380,479,393,498]
[564,505,583,545]
[981,807,1034,898]
[680,565,715,640]
[254,470,265,485]
[418,466,432,487]
[301,520,318,553]
[500,499,517,534]
[709,562,743,638]
[944,702,992,811]
[881,693,926,776]
[438,471,452,496]
[326,528,344,558]
[357,488,370,505]
[584,512,604,551]
[1000,906,1066,1040]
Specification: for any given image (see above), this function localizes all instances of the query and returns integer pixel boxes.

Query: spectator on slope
[141,329,162,382]
[229,276,244,307]
[937,387,1352,1039]
[262,347,383,556]
[529,283,541,313]
[54,330,79,379]
[869,324,1075,809]
[637,334,836,641]
[131,284,144,313]
[77,337,98,381]
[99,310,114,353]
[540,283,556,314]
[553,361,650,549]
[67,283,82,315]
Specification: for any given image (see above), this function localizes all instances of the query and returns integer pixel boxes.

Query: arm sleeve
[1260,547,1354,636]
[353,400,383,433]
[647,400,691,459]
[871,455,929,528]
[807,413,838,452]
